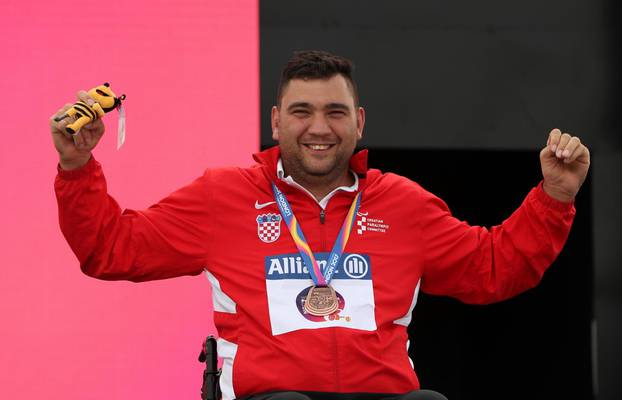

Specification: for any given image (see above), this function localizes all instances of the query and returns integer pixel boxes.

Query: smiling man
[272,63,365,200]
[52,50,589,400]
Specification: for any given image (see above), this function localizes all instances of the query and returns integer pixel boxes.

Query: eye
[328,110,346,117]
[96,89,110,97]
[291,109,309,116]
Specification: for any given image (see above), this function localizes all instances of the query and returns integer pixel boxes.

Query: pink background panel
[0,1,258,399]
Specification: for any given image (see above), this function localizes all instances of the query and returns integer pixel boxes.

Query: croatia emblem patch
[256,213,282,243]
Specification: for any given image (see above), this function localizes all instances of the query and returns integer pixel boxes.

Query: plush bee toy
[55,82,126,135]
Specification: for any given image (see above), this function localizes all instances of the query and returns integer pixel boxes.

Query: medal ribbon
[271,182,362,286]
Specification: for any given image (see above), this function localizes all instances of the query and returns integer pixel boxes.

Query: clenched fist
[540,128,590,202]
[50,90,105,170]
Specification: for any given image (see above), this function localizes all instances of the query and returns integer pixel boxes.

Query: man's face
[271,74,365,184]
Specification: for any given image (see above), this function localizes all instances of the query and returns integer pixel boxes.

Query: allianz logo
[265,253,369,279]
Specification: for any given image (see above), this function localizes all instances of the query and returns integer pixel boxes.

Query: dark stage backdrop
[368,149,592,400]
[260,0,613,151]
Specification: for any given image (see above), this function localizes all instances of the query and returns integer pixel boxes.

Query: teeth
[308,144,331,150]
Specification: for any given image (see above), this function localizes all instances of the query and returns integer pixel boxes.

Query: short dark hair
[277,50,359,106]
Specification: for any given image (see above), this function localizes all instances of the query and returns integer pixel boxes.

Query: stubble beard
[283,145,351,190]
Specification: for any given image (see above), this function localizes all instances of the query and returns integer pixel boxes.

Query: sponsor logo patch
[256,213,282,243]
[342,254,369,278]
[265,252,376,335]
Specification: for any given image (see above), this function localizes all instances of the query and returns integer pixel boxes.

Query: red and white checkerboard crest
[256,213,282,243]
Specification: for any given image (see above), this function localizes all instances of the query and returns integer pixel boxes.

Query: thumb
[539,145,555,162]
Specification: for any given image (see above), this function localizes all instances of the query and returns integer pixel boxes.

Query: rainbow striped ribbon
[271,182,362,286]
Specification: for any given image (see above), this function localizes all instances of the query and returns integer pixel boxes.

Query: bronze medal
[304,285,339,316]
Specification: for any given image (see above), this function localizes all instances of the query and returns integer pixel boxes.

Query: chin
[303,167,335,178]
[301,160,336,177]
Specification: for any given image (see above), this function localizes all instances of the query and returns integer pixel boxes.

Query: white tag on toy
[117,104,126,150]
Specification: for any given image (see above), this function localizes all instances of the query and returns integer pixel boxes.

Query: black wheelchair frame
[199,335,222,400]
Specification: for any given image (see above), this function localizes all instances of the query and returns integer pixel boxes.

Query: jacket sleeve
[419,181,575,304]
[54,157,212,282]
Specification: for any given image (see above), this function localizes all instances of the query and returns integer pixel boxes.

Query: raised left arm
[420,129,585,303]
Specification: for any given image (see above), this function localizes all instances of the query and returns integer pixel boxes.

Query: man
[51,51,589,400]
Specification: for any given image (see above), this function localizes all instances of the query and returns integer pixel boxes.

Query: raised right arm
[55,160,212,281]
[52,92,211,282]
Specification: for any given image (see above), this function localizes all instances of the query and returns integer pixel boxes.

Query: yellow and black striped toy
[55,82,125,135]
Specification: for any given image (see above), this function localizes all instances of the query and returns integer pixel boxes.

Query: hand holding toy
[54,82,125,135]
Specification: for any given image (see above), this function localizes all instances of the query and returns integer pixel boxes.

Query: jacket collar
[252,145,369,178]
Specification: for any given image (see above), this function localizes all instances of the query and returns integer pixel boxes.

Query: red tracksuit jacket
[55,146,575,399]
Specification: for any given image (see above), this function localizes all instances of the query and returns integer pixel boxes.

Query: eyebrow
[325,103,350,111]
[286,102,351,112]
[287,102,312,112]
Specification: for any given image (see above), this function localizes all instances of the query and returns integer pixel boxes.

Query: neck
[301,172,354,201]
[282,164,354,201]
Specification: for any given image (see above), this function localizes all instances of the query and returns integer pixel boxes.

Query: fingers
[547,128,587,163]
[547,128,558,148]
[561,137,582,163]
[77,90,95,106]
[556,133,572,158]
[50,103,72,122]
[87,117,105,135]
[566,141,590,165]
[50,103,74,138]
[72,130,86,148]
[80,125,97,148]
[547,129,561,153]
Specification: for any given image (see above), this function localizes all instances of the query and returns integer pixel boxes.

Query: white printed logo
[356,211,390,235]
[342,254,369,279]
[255,200,277,209]
[257,213,282,243]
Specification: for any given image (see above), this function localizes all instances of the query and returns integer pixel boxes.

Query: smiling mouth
[303,144,335,151]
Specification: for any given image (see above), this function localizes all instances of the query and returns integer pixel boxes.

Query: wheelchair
[198,335,222,400]
[198,336,447,400]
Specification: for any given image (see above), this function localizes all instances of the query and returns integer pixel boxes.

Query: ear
[356,106,366,140]
[271,106,280,141]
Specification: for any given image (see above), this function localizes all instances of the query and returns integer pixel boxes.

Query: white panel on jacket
[393,280,421,327]
[205,270,237,313]
[217,337,238,400]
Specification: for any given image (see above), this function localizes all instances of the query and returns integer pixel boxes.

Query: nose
[307,113,332,135]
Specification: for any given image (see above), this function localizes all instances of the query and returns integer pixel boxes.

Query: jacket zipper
[319,208,327,251]
[320,207,339,390]
[332,327,339,391]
